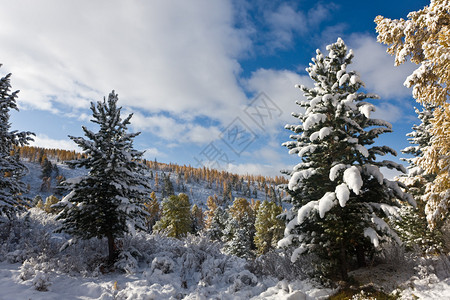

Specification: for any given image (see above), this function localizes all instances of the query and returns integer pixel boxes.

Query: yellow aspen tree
[375,0,450,228]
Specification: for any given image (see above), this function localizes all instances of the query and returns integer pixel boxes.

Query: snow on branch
[343,166,363,195]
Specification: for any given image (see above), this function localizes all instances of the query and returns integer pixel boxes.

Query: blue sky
[1,0,429,177]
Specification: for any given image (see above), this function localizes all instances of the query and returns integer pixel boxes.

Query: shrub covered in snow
[32,271,51,291]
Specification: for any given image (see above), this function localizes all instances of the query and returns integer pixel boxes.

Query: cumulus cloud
[142,147,167,160]
[349,34,416,99]
[244,68,310,130]
[30,134,79,152]
[380,167,404,181]
[0,0,249,124]
[226,162,289,177]
[371,102,413,124]
[265,3,337,50]
[130,112,220,145]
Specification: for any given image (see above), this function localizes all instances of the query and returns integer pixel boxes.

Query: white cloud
[143,147,167,160]
[245,68,310,130]
[30,134,80,152]
[226,162,289,177]
[266,4,307,48]
[380,167,404,181]
[0,0,249,125]
[186,126,222,145]
[371,103,404,124]
[265,3,336,50]
[255,146,282,163]
[130,112,220,145]
[349,34,416,99]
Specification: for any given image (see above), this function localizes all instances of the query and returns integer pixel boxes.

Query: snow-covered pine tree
[57,91,151,262]
[223,198,256,259]
[0,67,34,220]
[225,222,253,259]
[278,38,414,281]
[161,173,174,198]
[205,205,228,241]
[401,105,435,184]
[190,204,204,234]
[396,105,443,253]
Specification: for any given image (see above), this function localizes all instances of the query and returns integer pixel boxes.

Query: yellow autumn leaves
[375,0,450,228]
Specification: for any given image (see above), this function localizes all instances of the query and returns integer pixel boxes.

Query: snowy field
[1,162,448,299]
[0,209,334,300]
[1,208,449,299]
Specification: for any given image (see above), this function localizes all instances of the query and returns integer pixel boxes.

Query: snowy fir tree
[161,173,174,199]
[224,219,254,259]
[205,205,228,241]
[278,38,415,281]
[190,204,204,234]
[0,66,34,220]
[223,198,256,259]
[401,105,436,185]
[57,91,151,262]
[396,105,443,253]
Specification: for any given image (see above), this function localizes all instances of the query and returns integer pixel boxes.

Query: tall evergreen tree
[41,157,53,178]
[278,39,414,280]
[223,198,256,259]
[190,204,204,234]
[206,206,228,241]
[57,91,150,262]
[0,67,34,220]
[161,174,174,198]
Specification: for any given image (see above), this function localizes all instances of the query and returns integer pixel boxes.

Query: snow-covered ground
[1,208,449,299]
[2,161,449,299]
[22,161,88,201]
[0,261,334,300]
[0,209,334,300]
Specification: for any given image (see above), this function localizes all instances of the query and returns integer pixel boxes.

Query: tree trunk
[356,245,366,267]
[107,233,116,263]
[339,242,349,281]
